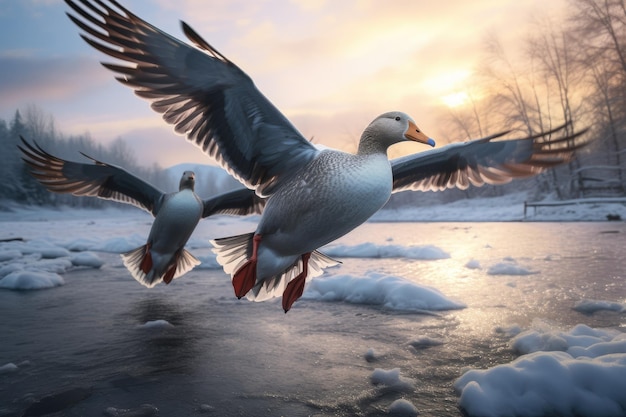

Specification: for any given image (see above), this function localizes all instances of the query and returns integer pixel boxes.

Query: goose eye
[395,116,401,121]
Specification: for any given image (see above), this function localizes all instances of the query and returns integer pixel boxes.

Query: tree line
[0,105,173,208]
[2,0,625,210]
[435,0,625,202]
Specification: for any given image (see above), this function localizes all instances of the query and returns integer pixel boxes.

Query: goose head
[179,171,196,191]
[358,111,435,155]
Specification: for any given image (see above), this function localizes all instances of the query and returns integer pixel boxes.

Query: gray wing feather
[19,137,165,215]
[391,124,589,193]
[65,0,319,196]
[202,188,266,218]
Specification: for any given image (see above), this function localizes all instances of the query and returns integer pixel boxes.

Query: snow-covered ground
[0,196,625,416]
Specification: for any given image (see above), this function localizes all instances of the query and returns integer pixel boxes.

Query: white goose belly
[148,190,203,253]
[258,152,392,255]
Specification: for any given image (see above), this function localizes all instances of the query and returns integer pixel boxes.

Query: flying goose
[64,0,587,311]
[19,138,263,288]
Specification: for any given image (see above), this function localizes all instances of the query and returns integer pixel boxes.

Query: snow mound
[456,324,626,417]
[303,272,465,312]
[388,399,418,417]
[71,252,104,268]
[370,368,415,392]
[0,250,21,262]
[0,270,64,290]
[104,404,159,417]
[0,363,18,374]
[139,320,174,330]
[487,259,538,276]
[364,348,380,362]
[322,242,449,260]
[409,336,444,349]
[93,235,144,253]
[573,299,624,314]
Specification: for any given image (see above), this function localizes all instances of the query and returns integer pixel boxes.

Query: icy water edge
[1,217,625,417]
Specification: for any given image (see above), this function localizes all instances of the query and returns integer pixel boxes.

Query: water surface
[1,220,624,416]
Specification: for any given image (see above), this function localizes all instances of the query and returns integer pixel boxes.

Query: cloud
[1,0,568,168]
[0,55,109,111]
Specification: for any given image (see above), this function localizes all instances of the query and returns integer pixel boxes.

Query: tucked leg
[232,234,262,298]
[140,243,152,274]
[282,252,312,313]
[162,251,179,285]
[163,263,177,284]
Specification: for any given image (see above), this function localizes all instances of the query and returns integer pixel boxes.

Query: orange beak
[405,120,435,147]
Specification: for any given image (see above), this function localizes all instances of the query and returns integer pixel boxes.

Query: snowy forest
[0,106,242,209]
[1,0,625,209]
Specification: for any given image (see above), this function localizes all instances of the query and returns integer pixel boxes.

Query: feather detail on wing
[65,0,319,196]
[391,123,589,193]
[19,137,164,215]
[202,188,265,218]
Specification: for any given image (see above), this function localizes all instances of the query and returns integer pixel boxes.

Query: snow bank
[303,272,465,312]
[0,363,18,374]
[323,242,449,259]
[573,299,625,314]
[388,399,418,417]
[0,270,64,290]
[103,404,159,417]
[455,324,626,417]
[370,368,415,392]
[138,320,174,330]
[70,252,104,268]
[487,258,538,276]
[0,239,103,290]
[409,336,444,349]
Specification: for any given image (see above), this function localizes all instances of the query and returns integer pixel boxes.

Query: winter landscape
[1,195,625,417]
[2,1,626,416]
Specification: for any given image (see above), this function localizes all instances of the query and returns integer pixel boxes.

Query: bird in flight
[19,138,263,288]
[64,0,587,311]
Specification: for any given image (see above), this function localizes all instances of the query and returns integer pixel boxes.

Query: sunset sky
[0,0,567,168]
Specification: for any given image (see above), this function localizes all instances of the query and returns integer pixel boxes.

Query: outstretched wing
[202,187,266,218]
[391,124,589,192]
[65,0,319,196]
[19,137,165,215]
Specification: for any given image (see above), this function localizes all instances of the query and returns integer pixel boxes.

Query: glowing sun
[441,91,469,108]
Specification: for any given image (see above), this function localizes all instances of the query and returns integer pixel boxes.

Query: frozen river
[0,209,625,416]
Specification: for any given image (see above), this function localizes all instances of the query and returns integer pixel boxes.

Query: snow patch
[139,320,174,330]
[103,404,159,416]
[370,368,415,392]
[303,272,465,312]
[0,363,18,374]
[70,252,104,268]
[0,250,21,262]
[322,242,449,260]
[488,259,538,276]
[388,398,419,417]
[364,348,380,362]
[409,336,444,349]
[0,270,64,290]
[456,324,626,417]
[573,299,624,314]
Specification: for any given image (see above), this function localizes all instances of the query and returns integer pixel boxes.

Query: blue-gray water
[1,221,625,416]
